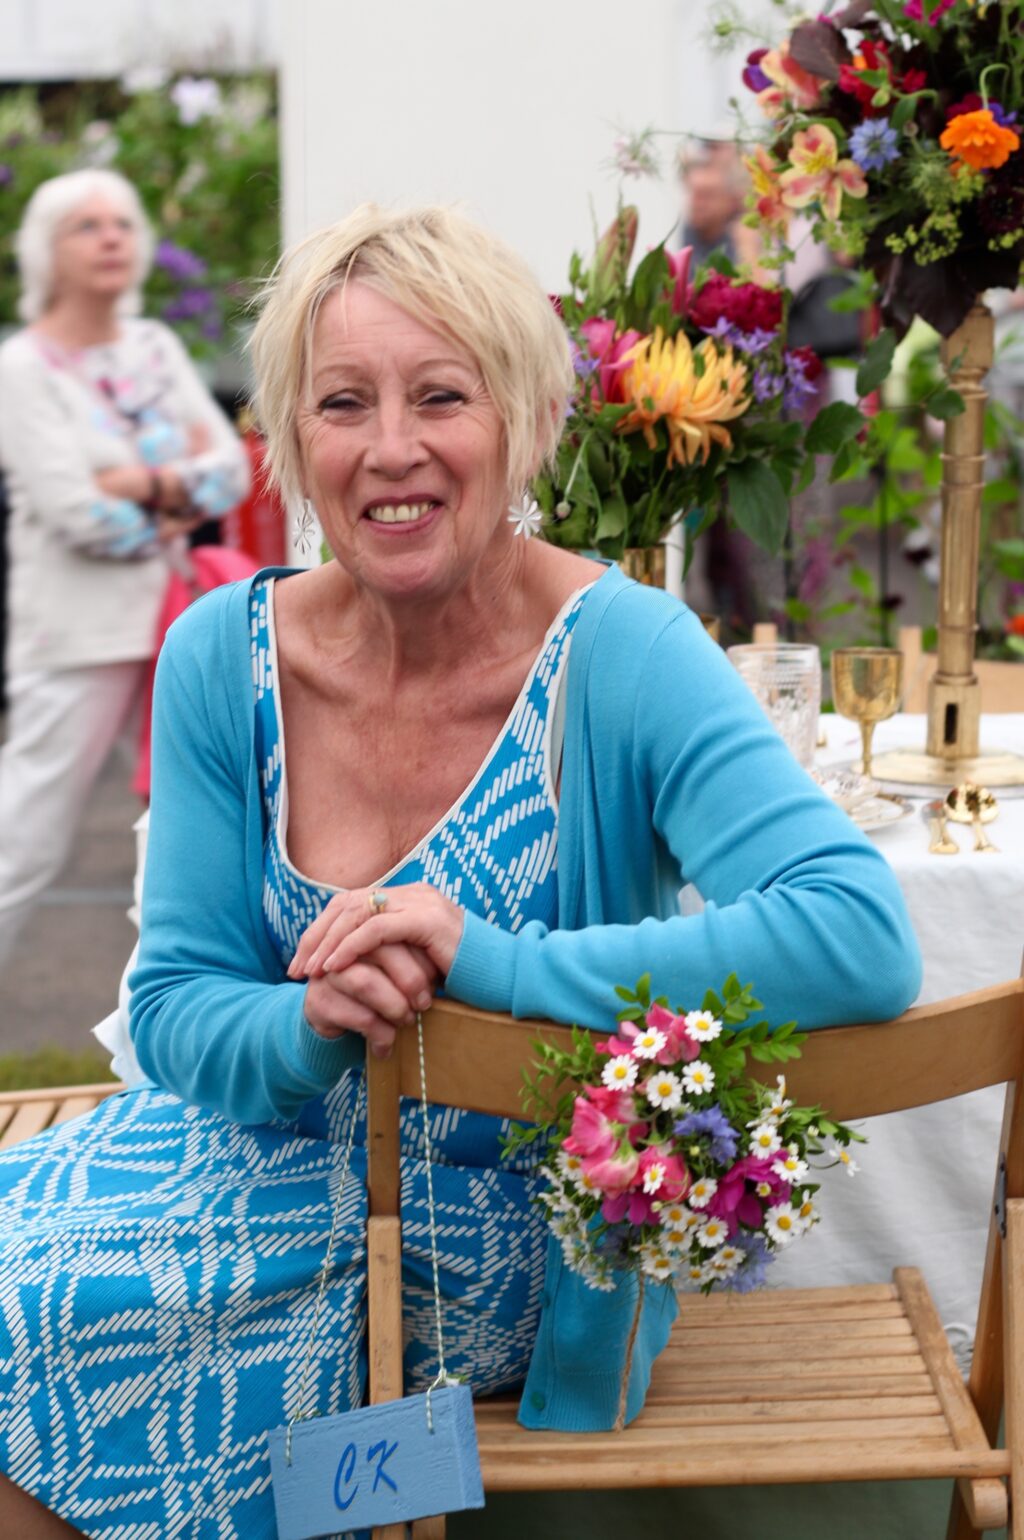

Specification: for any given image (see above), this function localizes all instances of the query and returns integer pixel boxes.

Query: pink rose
[584,1084,638,1123]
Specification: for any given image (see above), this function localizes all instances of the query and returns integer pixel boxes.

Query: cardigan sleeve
[447,606,922,1033]
[128,608,361,1125]
[148,324,251,518]
[0,341,157,559]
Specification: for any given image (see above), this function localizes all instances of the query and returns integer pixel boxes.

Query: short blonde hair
[249,204,573,515]
[15,169,153,323]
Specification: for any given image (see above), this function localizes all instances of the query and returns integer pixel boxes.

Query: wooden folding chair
[367,978,1024,1539]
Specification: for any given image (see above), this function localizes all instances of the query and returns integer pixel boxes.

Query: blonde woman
[0,169,249,974]
[0,205,920,1538]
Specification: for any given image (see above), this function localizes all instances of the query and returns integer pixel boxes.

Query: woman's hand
[300,938,440,1056]
[289,884,466,985]
[96,464,152,503]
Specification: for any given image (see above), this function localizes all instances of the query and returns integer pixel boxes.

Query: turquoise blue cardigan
[130,563,921,1432]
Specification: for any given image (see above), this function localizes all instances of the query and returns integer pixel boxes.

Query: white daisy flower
[557,1151,584,1179]
[602,1054,638,1091]
[749,1122,783,1157]
[797,1189,820,1228]
[659,1202,690,1229]
[642,1161,668,1195]
[686,1262,708,1285]
[645,1070,683,1111]
[766,1074,794,1122]
[711,1244,746,1274]
[687,1176,718,1210]
[695,1216,728,1249]
[755,1180,773,1199]
[766,1202,801,1246]
[829,1144,859,1177]
[772,1151,809,1184]
[661,1226,691,1251]
[684,1009,722,1042]
[630,1027,667,1059]
[681,1060,715,1096]
[641,1249,675,1282]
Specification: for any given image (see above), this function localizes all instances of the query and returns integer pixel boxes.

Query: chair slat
[0,1101,56,1149]
[474,1395,945,1425]
[669,1316,913,1343]
[51,1096,101,1126]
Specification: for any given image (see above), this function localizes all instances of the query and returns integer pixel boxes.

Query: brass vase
[620,546,666,587]
[871,303,1024,787]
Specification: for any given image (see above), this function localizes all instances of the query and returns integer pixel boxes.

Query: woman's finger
[368,943,438,1013]
[289,892,360,978]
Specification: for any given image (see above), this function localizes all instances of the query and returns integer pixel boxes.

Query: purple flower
[162,288,215,321]
[753,364,783,403]
[200,314,223,342]
[730,1234,774,1294]
[155,240,208,282]
[849,118,900,173]
[0,164,13,187]
[782,352,820,413]
[569,337,599,379]
[674,1105,739,1164]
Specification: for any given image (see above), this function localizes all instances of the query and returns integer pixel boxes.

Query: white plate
[848,792,912,833]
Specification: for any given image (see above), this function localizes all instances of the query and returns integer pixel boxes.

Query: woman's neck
[33,294,123,351]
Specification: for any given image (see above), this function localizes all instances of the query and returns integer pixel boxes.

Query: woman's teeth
[366,502,433,523]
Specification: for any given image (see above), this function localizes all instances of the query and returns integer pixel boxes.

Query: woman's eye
[321,395,364,412]
[421,390,464,407]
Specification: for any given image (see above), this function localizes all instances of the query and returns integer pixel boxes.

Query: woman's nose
[365,402,428,476]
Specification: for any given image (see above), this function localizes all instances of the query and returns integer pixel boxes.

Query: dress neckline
[262,574,596,895]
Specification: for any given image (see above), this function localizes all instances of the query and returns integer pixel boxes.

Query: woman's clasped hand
[291,883,464,1054]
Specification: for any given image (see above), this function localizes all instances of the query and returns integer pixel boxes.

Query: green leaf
[928,385,965,421]
[806,401,864,456]
[725,460,789,556]
[856,329,897,397]
[891,93,920,131]
[594,490,627,544]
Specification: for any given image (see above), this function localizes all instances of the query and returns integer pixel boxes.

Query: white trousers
[0,659,149,975]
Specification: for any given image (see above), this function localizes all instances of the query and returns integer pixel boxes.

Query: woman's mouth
[364,499,440,526]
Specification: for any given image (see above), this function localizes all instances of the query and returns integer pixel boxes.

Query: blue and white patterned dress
[0,576,588,1539]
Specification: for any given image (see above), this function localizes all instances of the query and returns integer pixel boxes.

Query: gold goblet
[830,648,904,780]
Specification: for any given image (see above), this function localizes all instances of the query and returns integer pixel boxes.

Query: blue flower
[155,239,208,283]
[753,364,783,404]
[782,352,820,413]
[674,1105,739,1164]
[849,118,900,174]
[730,1234,773,1294]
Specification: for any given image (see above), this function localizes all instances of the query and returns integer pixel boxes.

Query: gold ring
[368,891,388,915]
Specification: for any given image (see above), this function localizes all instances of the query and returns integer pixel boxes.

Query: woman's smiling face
[297,280,512,601]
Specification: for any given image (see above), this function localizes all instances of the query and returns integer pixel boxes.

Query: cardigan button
[529,1391,546,1411]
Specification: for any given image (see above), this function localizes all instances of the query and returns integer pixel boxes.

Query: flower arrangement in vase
[535,200,829,572]
[741,0,1024,338]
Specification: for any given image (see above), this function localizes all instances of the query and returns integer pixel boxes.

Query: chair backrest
[365,981,1024,1427]
[899,625,1024,714]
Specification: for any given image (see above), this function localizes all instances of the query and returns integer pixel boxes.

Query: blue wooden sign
[268,1385,484,1539]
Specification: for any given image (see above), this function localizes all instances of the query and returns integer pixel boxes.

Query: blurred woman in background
[0,168,249,977]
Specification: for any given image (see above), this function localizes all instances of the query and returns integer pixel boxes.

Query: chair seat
[474,1276,1009,1528]
[0,1082,124,1150]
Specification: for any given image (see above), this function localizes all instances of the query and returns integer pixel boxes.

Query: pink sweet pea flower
[563,1096,617,1159]
[779,125,868,222]
[641,1003,702,1064]
[638,1145,691,1203]
[581,1144,641,1196]
[579,317,643,404]
[708,1155,788,1235]
[601,1189,658,1225]
[583,1084,638,1123]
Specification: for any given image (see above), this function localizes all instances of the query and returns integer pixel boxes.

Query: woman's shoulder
[579,563,704,657]
[0,328,48,382]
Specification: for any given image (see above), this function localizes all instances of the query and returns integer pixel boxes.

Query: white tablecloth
[767,712,1024,1347]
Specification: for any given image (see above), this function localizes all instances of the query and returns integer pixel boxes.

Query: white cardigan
[0,319,249,674]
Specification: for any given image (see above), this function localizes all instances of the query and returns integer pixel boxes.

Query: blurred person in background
[0,168,249,979]
[678,139,759,271]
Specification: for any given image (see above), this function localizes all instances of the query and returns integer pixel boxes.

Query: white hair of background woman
[14,168,155,323]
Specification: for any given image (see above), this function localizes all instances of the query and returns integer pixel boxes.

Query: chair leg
[1004,1199,1024,1539]
[411,1519,446,1539]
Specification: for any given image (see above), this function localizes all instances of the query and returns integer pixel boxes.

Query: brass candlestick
[871,303,1024,788]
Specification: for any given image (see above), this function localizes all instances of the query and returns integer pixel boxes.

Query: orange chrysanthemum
[940,108,1020,171]
[618,330,750,468]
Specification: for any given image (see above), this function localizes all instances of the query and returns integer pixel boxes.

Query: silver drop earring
[507,490,543,539]
[293,499,317,556]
